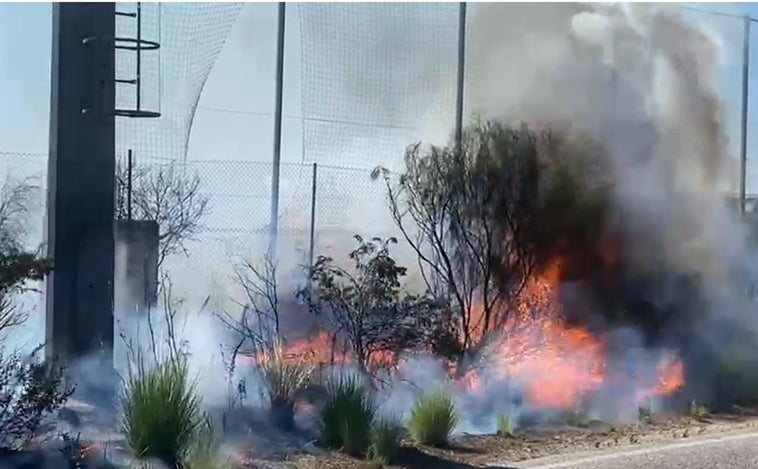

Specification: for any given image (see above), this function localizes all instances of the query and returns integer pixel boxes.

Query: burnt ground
[22,391,758,469]
[273,408,758,469]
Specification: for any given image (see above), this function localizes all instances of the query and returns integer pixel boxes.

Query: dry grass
[257,341,316,428]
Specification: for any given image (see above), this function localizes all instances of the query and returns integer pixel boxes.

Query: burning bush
[407,389,457,447]
[120,357,204,467]
[256,341,315,430]
[301,236,450,374]
[373,121,611,361]
[318,375,376,456]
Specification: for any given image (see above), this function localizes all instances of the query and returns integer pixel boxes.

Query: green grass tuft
[689,401,710,422]
[368,417,403,464]
[407,389,457,447]
[120,357,204,468]
[184,431,232,469]
[496,413,513,437]
[318,375,376,456]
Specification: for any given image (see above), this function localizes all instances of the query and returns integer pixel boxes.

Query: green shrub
[368,417,402,464]
[121,357,204,467]
[407,389,457,447]
[184,432,231,469]
[638,405,653,424]
[496,413,513,437]
[319,375,376,456]
[689,401,710,422]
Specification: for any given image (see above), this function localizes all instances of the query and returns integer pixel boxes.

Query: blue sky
[2,3,758,184]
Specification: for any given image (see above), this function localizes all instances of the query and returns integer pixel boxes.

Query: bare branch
[114,159,210,269]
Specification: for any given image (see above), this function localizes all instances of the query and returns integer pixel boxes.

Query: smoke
[41,4,758,458]
[362,2,755,432]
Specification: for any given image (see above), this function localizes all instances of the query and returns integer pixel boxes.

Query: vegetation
[257,341,314,430]
[114,159,210,269]
[301,235,450,374]
[688,402,710,422]
[407,389,457,447]
[372,121,610,360]
[120,357,204,467]
[0,177,71,451]
[319,375,377,456]
[368,417,403,464]
[184,423,232,469]
[496,413,513,437]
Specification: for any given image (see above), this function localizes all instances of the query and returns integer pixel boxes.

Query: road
[490,430,758,469]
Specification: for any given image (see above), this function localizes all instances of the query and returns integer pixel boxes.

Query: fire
[455,257,683,410]
[486,258,607,408]
[237,256,684,414]
[238,330,397,372]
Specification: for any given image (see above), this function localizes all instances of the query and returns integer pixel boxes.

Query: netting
[291,2,459,263]
[114,2,243,163]
[4,3,758,317]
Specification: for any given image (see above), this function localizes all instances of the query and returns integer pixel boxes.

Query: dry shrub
[257,341,315,430]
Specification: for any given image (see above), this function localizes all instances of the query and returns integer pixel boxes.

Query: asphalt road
[490,430,758,469]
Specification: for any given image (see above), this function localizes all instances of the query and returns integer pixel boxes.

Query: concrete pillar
[45,3,116,361]
[114,220,159,316]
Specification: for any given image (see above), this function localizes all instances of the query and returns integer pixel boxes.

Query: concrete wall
[114,220,159,316]
[113,220,159,369]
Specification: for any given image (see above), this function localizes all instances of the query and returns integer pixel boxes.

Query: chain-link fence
[0,150,398,306]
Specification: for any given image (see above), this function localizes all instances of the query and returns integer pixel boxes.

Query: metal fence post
[740,14,751,216]
[454,2,467,150]
[269,2,286,257]
[127,149,133,221]
[308,162,318,276]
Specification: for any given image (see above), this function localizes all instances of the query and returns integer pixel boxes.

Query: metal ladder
[113,2,161,119]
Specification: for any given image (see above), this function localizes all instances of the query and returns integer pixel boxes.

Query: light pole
[740,14,751,216]
[454,2,467,150]
[269,2,286,257]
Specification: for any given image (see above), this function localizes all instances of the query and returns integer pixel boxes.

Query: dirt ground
[266,407,758,469]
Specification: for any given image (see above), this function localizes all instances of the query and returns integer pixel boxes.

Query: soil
[267,407,758,469]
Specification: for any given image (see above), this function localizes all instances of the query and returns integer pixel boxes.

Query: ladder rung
[116,79,137,85]
[116,11,137,18]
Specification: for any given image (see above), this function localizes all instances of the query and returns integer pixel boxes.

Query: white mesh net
[284,3,459,263]
[2,3,758,319]
[115,2,244,162]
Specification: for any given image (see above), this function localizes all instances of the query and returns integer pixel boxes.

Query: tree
[372,121,609,359]
[300,235,448,375]
[0,177,72,450]
[0,176,51,337]
[114,159,210,269]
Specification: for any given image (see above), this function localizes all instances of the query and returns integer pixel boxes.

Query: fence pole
[454,2,467,150]
[269,2,286,257]
[740,14,751,216]
[127,148,133,221]
[307,162,318,284]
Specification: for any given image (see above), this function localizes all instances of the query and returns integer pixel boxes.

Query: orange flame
[237,256,684,412]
